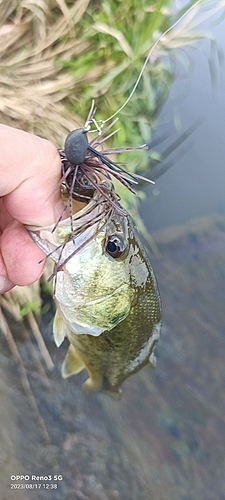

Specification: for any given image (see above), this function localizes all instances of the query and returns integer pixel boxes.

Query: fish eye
[105,235,126,259]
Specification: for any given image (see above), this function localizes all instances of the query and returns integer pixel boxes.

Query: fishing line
[94,0,203,127]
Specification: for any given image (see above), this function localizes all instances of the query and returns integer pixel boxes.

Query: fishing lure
[37,0,203,276]
[58,0,202,205]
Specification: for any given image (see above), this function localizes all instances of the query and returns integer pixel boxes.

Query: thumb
[0,125,64,226]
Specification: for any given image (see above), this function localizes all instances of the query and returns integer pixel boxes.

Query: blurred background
[142,6,225,231]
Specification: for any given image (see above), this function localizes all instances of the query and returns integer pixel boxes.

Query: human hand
[0,125,64,294]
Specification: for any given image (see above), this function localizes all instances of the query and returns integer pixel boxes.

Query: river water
[142,7,225,232]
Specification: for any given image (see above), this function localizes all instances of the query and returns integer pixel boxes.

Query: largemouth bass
[29,195,161,397]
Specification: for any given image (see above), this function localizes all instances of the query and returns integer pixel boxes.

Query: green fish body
[29,201,161,397]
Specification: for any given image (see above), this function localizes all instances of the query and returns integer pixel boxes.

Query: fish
[29,191,161,398]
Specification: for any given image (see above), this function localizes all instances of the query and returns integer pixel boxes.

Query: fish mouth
[27,193,105,233]
[27,190,125,273]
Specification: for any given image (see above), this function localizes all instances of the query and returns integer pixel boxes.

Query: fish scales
[64,215,161,395]
[29,198,161,398]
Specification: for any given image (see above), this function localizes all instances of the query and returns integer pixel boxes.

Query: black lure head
[64,128,88,165]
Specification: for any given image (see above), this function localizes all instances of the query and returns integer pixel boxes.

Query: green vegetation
[57,0,206,158]
[1,0,221,207]
[1,0,220,150]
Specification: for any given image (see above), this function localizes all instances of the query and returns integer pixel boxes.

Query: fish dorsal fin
[61,344,85,379]
[53,307,68,347]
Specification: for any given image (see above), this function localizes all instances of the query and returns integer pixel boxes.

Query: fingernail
[0,275,6,291]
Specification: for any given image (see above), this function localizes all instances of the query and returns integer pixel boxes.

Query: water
[142,9,225,232]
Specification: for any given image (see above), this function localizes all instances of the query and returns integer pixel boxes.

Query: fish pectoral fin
[82,375,103,393]
[104,387,123,400]
[61,344,85,379]
[53,307,68,347]
[147,352,157,369]
[82,378,123,400]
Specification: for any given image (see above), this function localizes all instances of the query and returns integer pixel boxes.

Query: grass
[1,1,222,145]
